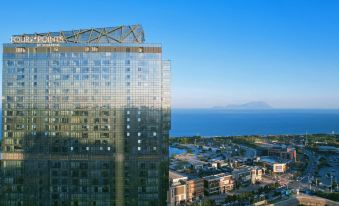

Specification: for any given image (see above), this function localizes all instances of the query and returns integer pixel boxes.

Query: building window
[15,47,26,53]
[91,47,99,52]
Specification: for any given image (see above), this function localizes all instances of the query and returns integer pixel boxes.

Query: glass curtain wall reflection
[1,25,170,206]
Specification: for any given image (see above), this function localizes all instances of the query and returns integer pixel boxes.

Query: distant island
[213,101,273,110]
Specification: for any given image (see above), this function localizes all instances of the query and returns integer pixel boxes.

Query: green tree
[202,199,215,206]
[191,199,215,206]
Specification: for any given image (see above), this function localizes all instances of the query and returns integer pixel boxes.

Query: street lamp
[330,175,333,193]
[308,175,312,190]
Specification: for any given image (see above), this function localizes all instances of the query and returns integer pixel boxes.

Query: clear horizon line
[0,106,338,110]
[171,107,339,110]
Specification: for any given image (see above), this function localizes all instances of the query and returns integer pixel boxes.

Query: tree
[191,199,215,206]
[202,199,215,206]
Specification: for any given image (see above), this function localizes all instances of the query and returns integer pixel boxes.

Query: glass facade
[1,26,170,206]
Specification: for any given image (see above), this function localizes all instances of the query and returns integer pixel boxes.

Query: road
[301,149,317,184]
[280,149,319,191]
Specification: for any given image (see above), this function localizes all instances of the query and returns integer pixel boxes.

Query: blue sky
[1,0,339,108]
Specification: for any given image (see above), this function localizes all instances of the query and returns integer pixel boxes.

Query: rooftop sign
[11,35,65,44]
[10,25,145,44]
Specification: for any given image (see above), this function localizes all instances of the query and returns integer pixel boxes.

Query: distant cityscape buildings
[0,25,171,206]
[167,137,304,206]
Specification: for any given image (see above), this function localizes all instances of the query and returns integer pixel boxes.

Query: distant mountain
[213,101,273,110]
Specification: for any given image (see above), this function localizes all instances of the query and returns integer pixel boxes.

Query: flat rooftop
[259,156,287,165]
[203,173,231,181]
[169,170,186,180]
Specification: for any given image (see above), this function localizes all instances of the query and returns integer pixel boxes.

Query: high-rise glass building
[1,25,170,206]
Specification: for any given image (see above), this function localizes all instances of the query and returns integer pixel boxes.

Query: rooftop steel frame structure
[11,24,145,44]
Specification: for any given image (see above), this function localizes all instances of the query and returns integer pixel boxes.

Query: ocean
[1,109,339,139]
[170,109,339,137]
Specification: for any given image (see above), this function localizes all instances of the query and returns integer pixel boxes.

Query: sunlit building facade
[1,25,170,206]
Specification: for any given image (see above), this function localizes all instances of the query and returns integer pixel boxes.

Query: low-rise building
[273,163,286,173]
[203,173,234,195]
[215,160,228,168]
[231,166,263,185]
[232,166,252,185]
[186,178,204,203]
[210,162,218,169]
[228,156,250,168]
[169,171,188,206]
[268,146,296,162]
[258,143,297,162]
[251,166,263,184]
[318,145,339,153]
[258,156,287,173]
